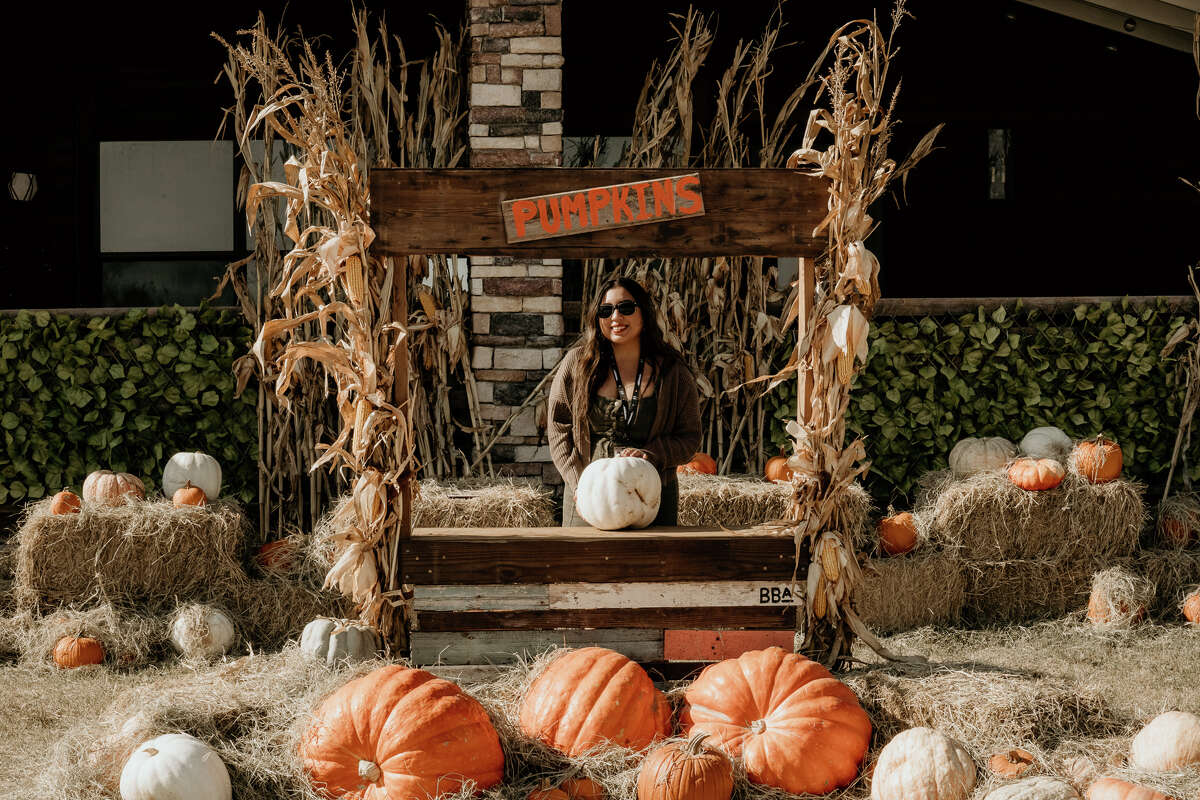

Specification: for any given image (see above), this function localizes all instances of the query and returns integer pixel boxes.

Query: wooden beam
[401,526,805,584]
[370,169,828,257]
[415,606,797,631]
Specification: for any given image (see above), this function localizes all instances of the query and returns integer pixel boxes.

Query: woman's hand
[618,447,652,460]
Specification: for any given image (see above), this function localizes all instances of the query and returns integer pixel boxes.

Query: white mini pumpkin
[120,733,231,800]
[983,776,1079,800]
[170,605,235,660]
[162,452,222,501]
[300,618,380,667]
[1019,427,1073,461]
[575,456,661,530]
[1129,710,1200,771]
[949,437,1016,476]
[83,470,146,505]
[871,727,977,800]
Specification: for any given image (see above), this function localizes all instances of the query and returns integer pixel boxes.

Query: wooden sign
[500,172,705,243]
[370,168,828,258]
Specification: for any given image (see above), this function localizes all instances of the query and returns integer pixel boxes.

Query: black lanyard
[610,355,645,428]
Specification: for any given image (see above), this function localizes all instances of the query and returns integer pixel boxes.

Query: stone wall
[468,0,565,484]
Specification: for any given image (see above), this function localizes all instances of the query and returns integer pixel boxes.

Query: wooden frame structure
[370,167,826,665]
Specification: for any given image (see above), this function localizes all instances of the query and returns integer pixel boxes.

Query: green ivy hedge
[767,300,1196,506]
[0,307,257,505]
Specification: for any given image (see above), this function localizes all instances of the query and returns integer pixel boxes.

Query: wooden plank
[402,526,804,584]
[410,628,664,666]
[414,584,550,611]
[412,582,804,611]
[500,172,704,243]
[370,169,827,257]
[414,606,797,632]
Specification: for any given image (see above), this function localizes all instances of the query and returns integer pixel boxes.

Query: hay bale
[916,470,1145,562]
[855,552,965,633]
[962,556,1111,625]
[414,479,556,528]
[227,575,350,650]
[0,537,13,614]
[13,498,251,610]
[1087,566,1155,629]
[844,665,1123,755]
[1131,548,1200,618]
[677,475,873,545]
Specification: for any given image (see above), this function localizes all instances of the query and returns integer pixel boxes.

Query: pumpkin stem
[358,759,382,784]
[684,732,712,756]
[749,719,766,735]
[144,747,159,757]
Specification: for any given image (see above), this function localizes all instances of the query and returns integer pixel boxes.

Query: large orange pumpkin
[1073,438,1123,484]
[678,453,718,475]
[878,512,918,556]
[1183,590,1200,624]
[519,647,671,756]
[1008,458,1065,491]
[300,665,503,799]
[764,456,793,483]
[53,636,104,668]
[51,490,82,515]
[1086,777,1176,800]
[679,647,871,796]
[638,733,733,800]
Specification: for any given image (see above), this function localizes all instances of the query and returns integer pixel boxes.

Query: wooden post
[390,257,412,652]
[796,257,815,425]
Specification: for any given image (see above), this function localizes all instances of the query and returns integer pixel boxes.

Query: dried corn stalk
[217,13,467,646]
[769,3,941,667]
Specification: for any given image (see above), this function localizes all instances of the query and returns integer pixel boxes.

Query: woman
[548,277,702,527]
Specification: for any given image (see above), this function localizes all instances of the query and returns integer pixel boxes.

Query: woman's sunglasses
[598,300,639,319]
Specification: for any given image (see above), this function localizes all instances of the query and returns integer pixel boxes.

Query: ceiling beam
[1015,0,1196,50]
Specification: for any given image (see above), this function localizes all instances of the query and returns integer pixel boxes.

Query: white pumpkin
[983,776,1080,800]
[1019,427,1073,461]
[83,470,146,505]
[575,457,661,530]
[1129,710,1200,771]
[120,733,231,800]
[300,618,380,667]
[162,452,222,501]
[170,605,235,660]
[871,727,977,800]
[949,437,1016,476]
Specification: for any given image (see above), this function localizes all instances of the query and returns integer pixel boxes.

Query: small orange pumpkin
[1087,589,1145,627]
[1086,776,1176,800]
[560,778,606,800]
[764,455,794,483]
[51,490,82,515]
[988,748,1035,778]
[678,453,718,475]
[1008,458,1065,491]
[53,636,104,669]
[638,733,733,800]
[172,481,207,508]
[1183,590,1200,624]
[1073,438,1123,484]
[255,539,298,572]
[878,512,918,556]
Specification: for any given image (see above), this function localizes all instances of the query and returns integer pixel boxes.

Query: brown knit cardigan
[547,346,702,488]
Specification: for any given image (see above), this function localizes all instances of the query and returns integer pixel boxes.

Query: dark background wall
[2,0,1197,307]
[563,0,1200,298]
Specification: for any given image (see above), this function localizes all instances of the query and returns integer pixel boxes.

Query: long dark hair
[570,277,686,414]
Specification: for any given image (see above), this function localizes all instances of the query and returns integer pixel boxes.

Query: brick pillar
[468,0,564,484]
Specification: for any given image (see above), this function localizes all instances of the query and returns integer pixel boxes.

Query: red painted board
[664,630,795,661]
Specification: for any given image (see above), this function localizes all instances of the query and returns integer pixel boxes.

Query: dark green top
[588,393,659,459]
